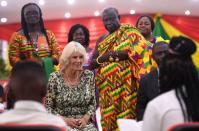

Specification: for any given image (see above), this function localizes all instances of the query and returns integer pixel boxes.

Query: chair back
[168,122,199,131]
[0,124,66,131]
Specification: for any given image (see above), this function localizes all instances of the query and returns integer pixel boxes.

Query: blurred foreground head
[9,60,46,102]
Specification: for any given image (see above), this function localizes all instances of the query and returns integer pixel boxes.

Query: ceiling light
[130,10,136,15]
[94,11,100,16]
[65,13,71,18]
[67,0,75,5]
[185,10,190,15]
[99,0,105,3]
[1,18,7,23]
[39,0,45,6]
[1,0,7,6]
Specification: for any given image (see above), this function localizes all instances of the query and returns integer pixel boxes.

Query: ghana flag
[153,14,199,73]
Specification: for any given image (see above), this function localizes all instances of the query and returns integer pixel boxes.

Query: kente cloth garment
[8,30,60,66]
[96,24,151,131]
[147,38,157,70]
[45,70,97,131]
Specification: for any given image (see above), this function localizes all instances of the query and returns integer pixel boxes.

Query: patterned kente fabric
[96,24,151,131]
[147,38,157,70]
[8,30,60,66]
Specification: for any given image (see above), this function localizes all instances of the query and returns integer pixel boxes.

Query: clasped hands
[63,115,90,129]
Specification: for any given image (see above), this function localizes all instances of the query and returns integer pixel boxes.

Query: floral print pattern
[45,70,97,131]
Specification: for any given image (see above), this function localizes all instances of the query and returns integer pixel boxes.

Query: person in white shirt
[142,36,199,131]
[0,60,66,129]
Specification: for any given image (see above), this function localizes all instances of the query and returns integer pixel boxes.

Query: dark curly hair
[136,15,155,31]
[68,24,90,47]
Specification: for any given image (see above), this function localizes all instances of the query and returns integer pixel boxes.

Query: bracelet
[96,56,103,65]
[115,51,119,62]
[109,52,114,62]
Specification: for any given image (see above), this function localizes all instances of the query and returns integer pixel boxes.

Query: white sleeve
[142,101,161,131]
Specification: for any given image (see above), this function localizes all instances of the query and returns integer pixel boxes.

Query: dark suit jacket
[136,69,160,121]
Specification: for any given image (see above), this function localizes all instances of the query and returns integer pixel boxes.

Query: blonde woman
[45,41,97,131]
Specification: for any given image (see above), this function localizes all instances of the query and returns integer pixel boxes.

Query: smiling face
[137,16,152,36]
[73,28,86,46]
[68,51,84,71]
[24,4,40,24]
[102,9,120,33]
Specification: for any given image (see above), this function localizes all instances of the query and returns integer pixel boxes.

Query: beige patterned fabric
[45,70,97,131]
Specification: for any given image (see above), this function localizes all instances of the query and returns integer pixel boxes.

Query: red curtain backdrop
[163,15,199,42]
[0,14,140,50]
[0,14,199,49]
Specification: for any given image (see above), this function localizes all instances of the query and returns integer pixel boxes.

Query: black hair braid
[175,89,188,121]
[21,3,30,42]
[160,56,183,93]
[183,63,199,121]
[170,57,199,122]
[40,20,50,44]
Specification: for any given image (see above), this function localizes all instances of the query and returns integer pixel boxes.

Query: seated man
[0,60,66,128]
[136,41,168,121]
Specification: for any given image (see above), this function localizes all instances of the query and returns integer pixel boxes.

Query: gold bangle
[115,51,119,62]
[109,55,114,62]
[115,57,119,62]
[96,56,103,65]
[109,52,114,62]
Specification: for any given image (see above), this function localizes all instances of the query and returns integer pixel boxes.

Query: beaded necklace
[29,32,40,57]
